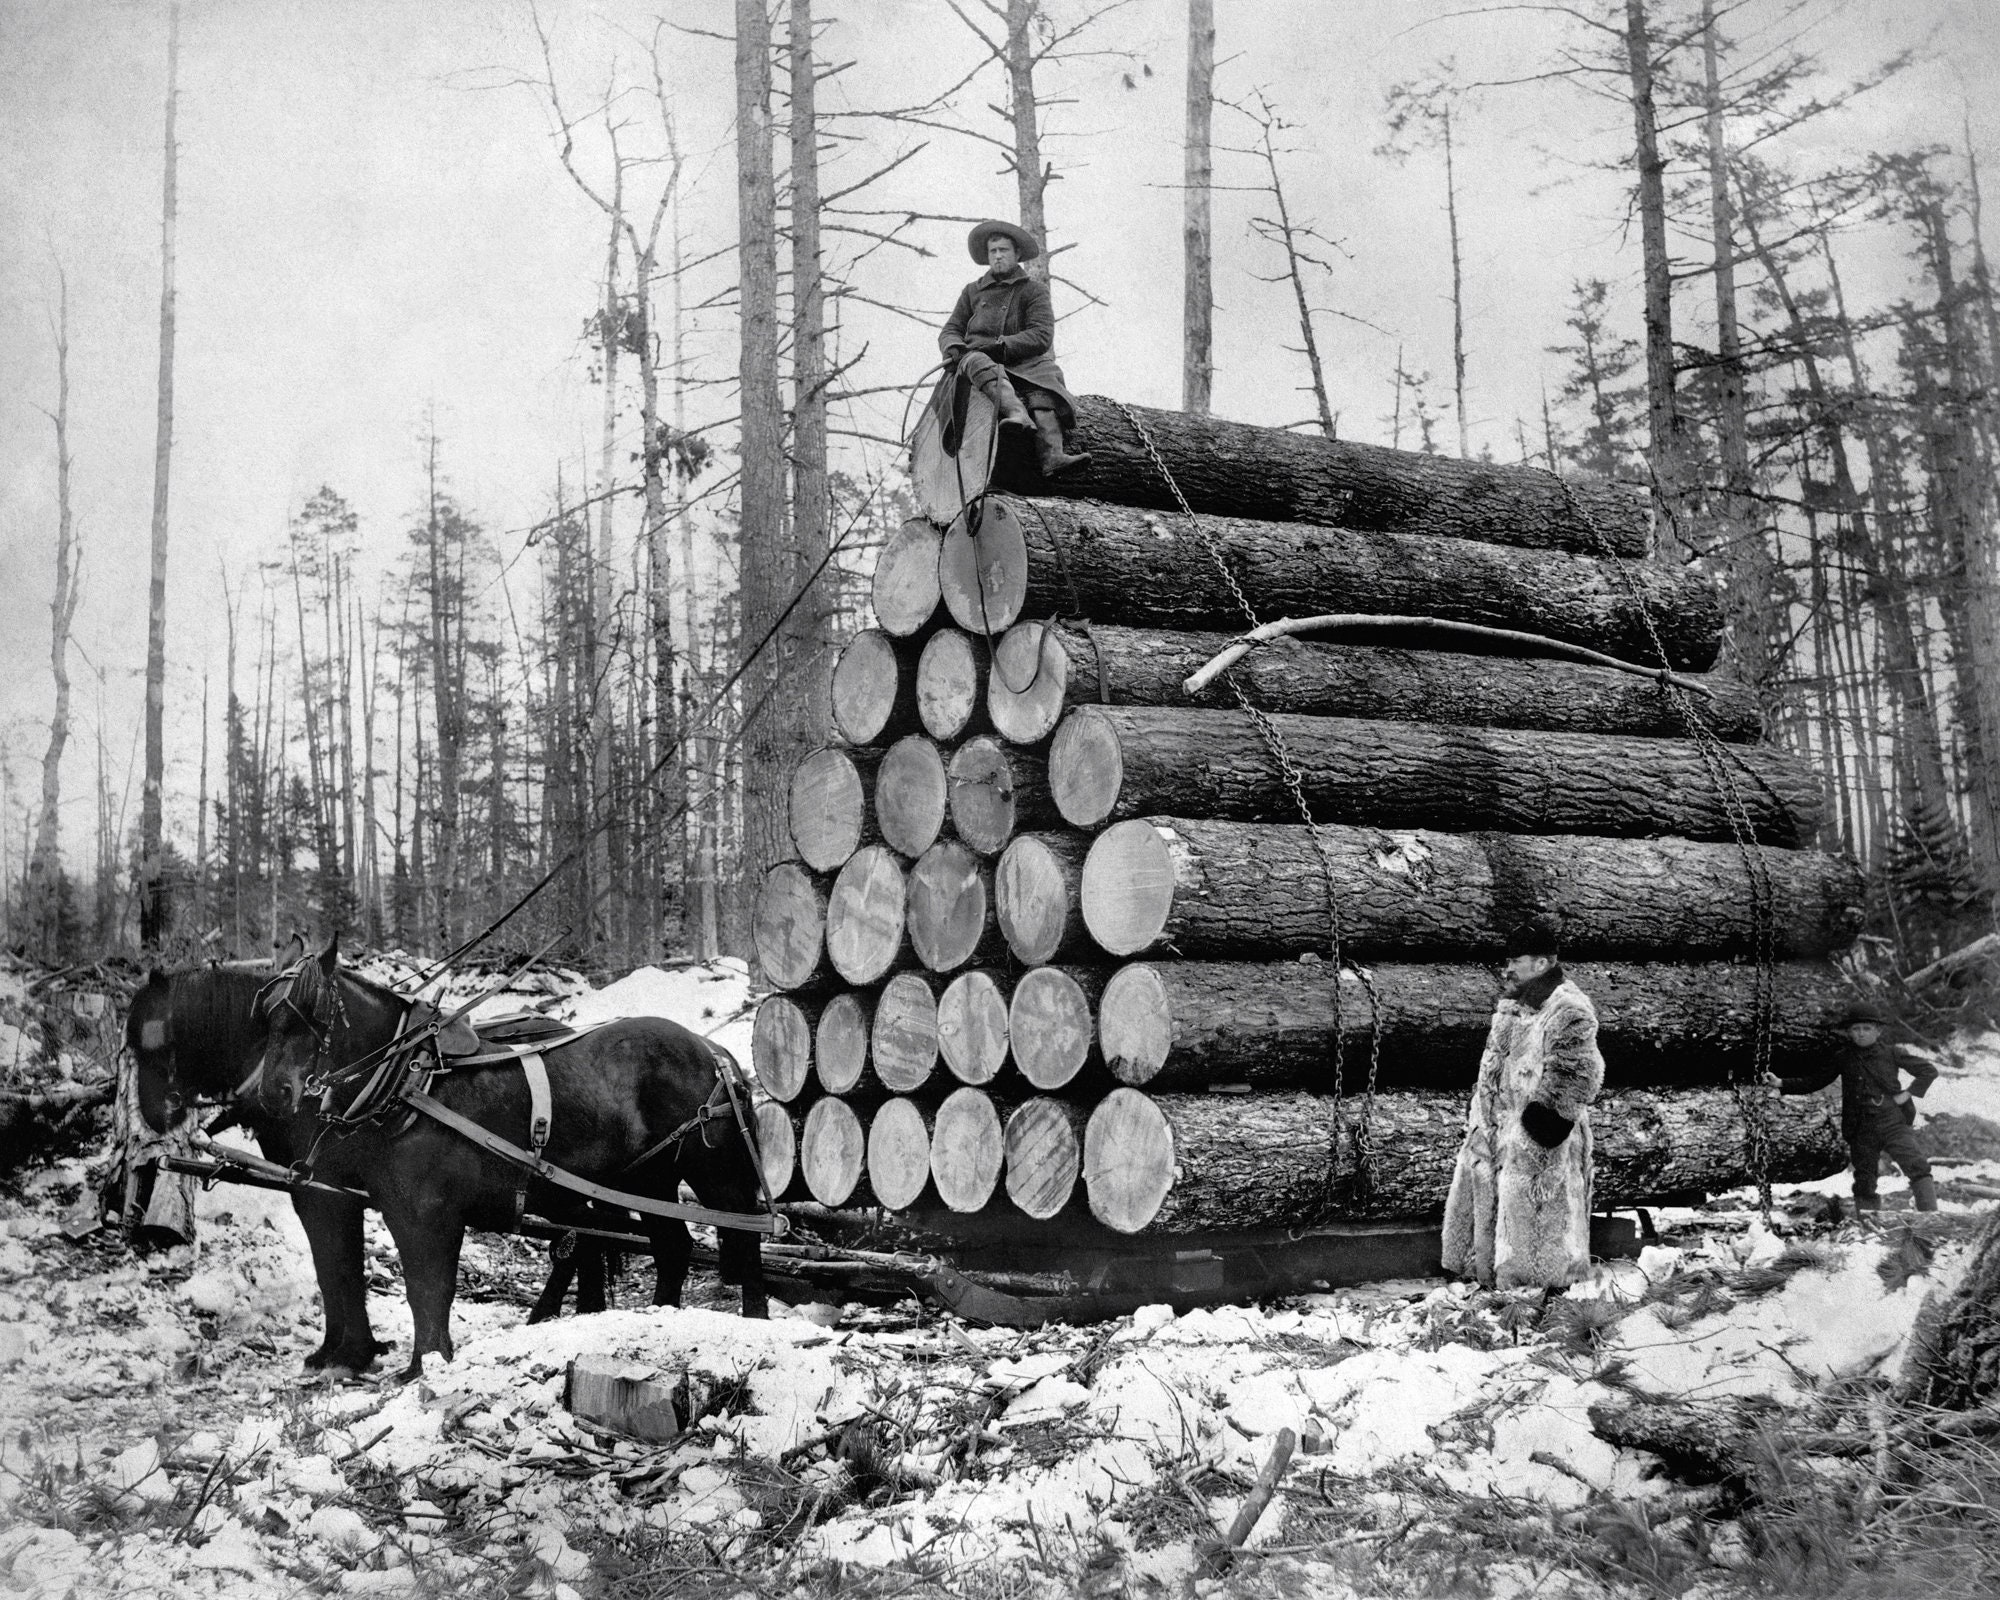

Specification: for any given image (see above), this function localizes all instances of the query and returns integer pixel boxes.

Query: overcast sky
[2,0,1996,872]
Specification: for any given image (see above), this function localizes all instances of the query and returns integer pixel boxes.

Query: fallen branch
[1199,1427,1297,1576]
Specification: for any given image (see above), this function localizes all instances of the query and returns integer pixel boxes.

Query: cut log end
[917,628,987,741]
[751,995,814,1103]
[825,846,908,986]
[940,499,1029,633]
[789,747,869,872]
[814,991,870,1095]
[801,1097,867,1209]
[947,736,1028,856]
[1084,1087,1175,1234]
[866,1098,933,1211]
[752,863,827,991]
[831,630,915,746]
[1049,705,1122,828]
[1098,964,1173,1086]
[931,1087,1004,1213]
[907,840,997,973]
[938,969,1009,1085]
[1081,821,1176,958]
[987,621,1069,745]
[995,833,1087,966]
[1004,1098,1085,1221]
[873,518,944,637]
[754,1101,797,1200]
[873,971,940,1092]
[877,735,948,859]
[1009,966,1096,1090]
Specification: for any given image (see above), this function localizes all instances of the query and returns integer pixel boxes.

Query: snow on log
[916,628,988,741]
[990,496,1717,670]
[831,629,922,746]
[984,395,1651,558]
[788,746,879,872]
[1048,705,1818,844]
[876,735,948,859]
[1095,958,1857,1091]
[1079,818,1864,961]
[824,845,911,985]
[937,969,1010,1085]
[995,833,1092,965]
[872,518,943,637]
[1004,1098,1087,1221]
[866,1098,934,1211]
[1008,966,1105,1090]
[947,736,1058,856]
[930,1086,1005,1213]
[1081,1084,1845,1234]
[907,840,1007,972]
[752,863,828,991]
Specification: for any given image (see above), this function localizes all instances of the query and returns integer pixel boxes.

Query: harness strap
[403,1090,786,1237]
[514,1051,552,1225]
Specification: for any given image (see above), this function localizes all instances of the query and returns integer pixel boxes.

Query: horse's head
[126,969,181,1133]
[254,933,342,1119]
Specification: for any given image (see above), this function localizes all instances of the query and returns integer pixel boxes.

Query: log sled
[747,388,1853,1312]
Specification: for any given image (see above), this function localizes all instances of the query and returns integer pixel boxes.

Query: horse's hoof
[741,1295,771,1321]
[302,1349,330,1371]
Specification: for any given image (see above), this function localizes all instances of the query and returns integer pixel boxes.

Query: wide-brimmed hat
[968,219,1042,263]
[1840,996,1892,1026]
[1503,915,1562,959]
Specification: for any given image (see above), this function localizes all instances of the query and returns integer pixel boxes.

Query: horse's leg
[718,1227,771,1321]
[290,1191,385,1372]
[379,1200,464,1381]
[577,1244,610,1315]
[646,1221,693,1307]
[527,1244,578,1325]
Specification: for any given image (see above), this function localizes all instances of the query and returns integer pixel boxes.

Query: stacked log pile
[752,396,1855,1239]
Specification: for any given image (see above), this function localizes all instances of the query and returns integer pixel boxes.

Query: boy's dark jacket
[1781,1038,1938,1137]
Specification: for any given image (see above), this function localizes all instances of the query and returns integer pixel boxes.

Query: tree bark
[1624,0,1691,534]
[1082,1083,1845,1233]
[752,860,829,991]
[825,844,910,985]
[1182,0,1214,415]
[977,397,1650,556]
[995,832,1091,965]
[30,267,81,957]
[932,1085,1005,1213]
[938,968,1009,1085]
[992,495,1717,668]
[876,735,947,859]
[1095,957,1858,1091]
[1079,817,1864,961]
[1046,621,1758,740]
[138,1,180,948]
[917,628,989,742]
[831,629,922,747]
[1048,704,1819,843]
[906,839,1006,973]
[946,736,1057,855]
[1899,1204,2000,1409]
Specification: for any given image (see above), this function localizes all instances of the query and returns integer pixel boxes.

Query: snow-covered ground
[0,963,1995,1599]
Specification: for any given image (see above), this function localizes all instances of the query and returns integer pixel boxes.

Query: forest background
[2,0,1996,974]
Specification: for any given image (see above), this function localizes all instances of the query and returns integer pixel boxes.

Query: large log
[1081,1084,1846,1233]
[1008,966,1105,1090]
[815,990,871,1095]
[872,518,944,637]
[831,629,923,746]
[802,1097,869,1208]
[1004,1098,1087,1221]
[986,621,1071,745]
[871,971,940,1092]
[985,395,1652,557]
[1096,958,1857,1091]
[1049,705,1819,845]
[937,969,1009,1085]
[825,845,910,985]
[752,863,828,991]
[754,1101,800,1201]
[789,746,879,871]
[1079,818,1864,961]
[947,736,1058,855]
[940,498,1034,633]
[866,1098,934,1211]
[916,628,989,741]
[930,1086,1005,1213]
[995,833,1092,965]
[992,496,1717,670]
[877,735,948,858]
[752,994,817,1101]
[1026,622,1762,743]
[907,840,1007,972]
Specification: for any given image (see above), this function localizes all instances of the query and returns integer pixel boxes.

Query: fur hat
[1840,996,1892,1026]
[1504,915,1562,958]
[968,219,1042,263]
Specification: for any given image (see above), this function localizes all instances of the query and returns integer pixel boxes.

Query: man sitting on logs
[938,219,1089,478]
[1769,997,1938,1214]
[1441,916,1607,1290]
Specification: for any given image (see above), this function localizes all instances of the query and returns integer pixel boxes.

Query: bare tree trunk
[1443,106,1467,457]
[1244,96,1334,437]
[788,0,832,815]
[737,0,792,964]
[424,439,462,951]
[1182,0,1214,415]
[1004,0,1050,281]
[138,0,180,948]
[1623,0,1687,535]
[591,204,622,961]
[30,267,81,957]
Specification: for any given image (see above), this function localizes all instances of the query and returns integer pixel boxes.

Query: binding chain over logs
[1549,472,1779,1219]
[1112,401,1384,1213]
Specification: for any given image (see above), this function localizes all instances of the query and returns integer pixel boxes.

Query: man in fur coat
[1441,916,1606,1290]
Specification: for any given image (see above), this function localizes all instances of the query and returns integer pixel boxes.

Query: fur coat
[1440,969,1606,1290]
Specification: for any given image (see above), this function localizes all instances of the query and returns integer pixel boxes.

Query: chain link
[1113,399,1379,1209]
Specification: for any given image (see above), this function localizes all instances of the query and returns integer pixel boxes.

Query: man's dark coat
[937,266,1078,421]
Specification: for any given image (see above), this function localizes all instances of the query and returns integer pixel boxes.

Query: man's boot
[1854,1192,1881,1214]
[1030,405,1090,477]
[1912,1174,1939,1212]
[977,371,1034,432]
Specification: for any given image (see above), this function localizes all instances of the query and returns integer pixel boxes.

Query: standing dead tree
[1379,65,1473,457]
[1183,0,1214,414]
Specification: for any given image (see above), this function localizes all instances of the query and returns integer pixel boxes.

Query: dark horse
[252,937,769,1379]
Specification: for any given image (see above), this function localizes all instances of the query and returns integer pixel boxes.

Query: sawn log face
[988,396,1651,558]
[1123,1086,1844,1232]
[1056,704,1818,844]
